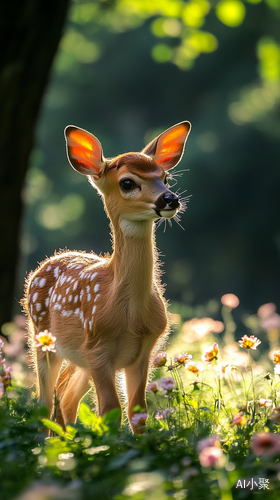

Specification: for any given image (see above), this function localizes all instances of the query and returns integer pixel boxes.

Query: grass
[1,296,280,500]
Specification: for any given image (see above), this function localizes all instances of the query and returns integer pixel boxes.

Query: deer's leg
[36,349,63,417]
[56,366,92,426]
[125,354,150,433]
[90,362,121,418]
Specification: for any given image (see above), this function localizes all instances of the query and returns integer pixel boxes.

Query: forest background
[1,0,280,329]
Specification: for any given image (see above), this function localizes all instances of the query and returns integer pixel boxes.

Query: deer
[22,120,191,433]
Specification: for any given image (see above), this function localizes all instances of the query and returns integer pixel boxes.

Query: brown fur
[22,121,191,433]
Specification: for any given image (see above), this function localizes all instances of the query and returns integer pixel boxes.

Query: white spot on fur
[52,294,57,303]
[73,281,78,291]
[74,308,80,315]
[94,284,100,293]
[48,287,53,296]
[46,265,51,271]
[38,317,43,322]
[92,305,96,315]
[67,276,72,283]
[35,303,41,312]
[45,298,49,307]
[54,303,61,311]
[60,275,67,285]
[76,265,83,270]
[32,292,38,303]
[74,295,79,304]
[61,310,73,317]
[41,311,46,316]
[57,295,61,301]
[87,294,91,302]
[94,294,100,302]
[39,278,46,288]
[34,277,39,286]
[68,295,72,302]
[80,290,84,299]
[66,288,70,294]
[62,297,66,304]
[86,285,90,293]
[54,266,60,278]
[90,273,97,281]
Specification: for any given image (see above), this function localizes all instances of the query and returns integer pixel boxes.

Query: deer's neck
[110,219,156,304]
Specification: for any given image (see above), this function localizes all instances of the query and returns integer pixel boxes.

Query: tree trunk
[0,0,70,328]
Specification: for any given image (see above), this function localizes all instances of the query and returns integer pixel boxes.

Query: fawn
[23,121,191,433]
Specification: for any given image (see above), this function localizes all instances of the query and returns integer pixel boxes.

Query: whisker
[174,214,185,231]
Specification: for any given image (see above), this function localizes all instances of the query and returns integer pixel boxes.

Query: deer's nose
[162,192,180,209]
[155,191,180,211]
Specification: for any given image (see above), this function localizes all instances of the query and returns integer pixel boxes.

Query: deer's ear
[65,126,106,180]
[142,121,191,171]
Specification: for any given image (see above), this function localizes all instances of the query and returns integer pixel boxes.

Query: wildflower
[183,318,224,342]
[201,343,219,364]
[274,364,280,375]
[271,406,280,423]
[258,303,276,319]
[147,381,160,393]
[159,377,176,392]
[153,352,167,368]
[0,339,4,350]
[186,362,201,374]
[131,412,147,431]
[0,381,4,397]
[238,335,261,350]
[258,398,272,407]
[181,457,192,467]
[35,330,56,352]
[163,407,174,418]
[155,410,164,420]
[197,436,220,452]
[232,413,247,426]
[183,467,199,480]
[273,350,280,364]
[174,352,192,365]
[250,432,280,457]
[221,293,239,309]
[199,446,224,468]
[260,314,280,332]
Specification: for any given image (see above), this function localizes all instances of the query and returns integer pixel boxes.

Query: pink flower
[147,381,160,393]
[201,343,219,364]
[153,352,167,368]
[0,364,11,389]
[0,381,4,397]
[251,432,280,457]
[221,293,239,308]
[35,330,56,352]
[130,412,147,430]
[232,413,247,426]
[199,446,224,468]
[197,436,220,453]
[174,353,192,365]
[159,377,176,392]
[155,410,164,420]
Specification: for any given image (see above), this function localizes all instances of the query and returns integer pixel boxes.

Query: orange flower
[273,350,280,364]
[258,398,272,407]
[186,362,201,374]
[174,353,192,365]
[232,413,247,426]
[238,335,261,350]
[202,343,219,364]
[221,293,239,309]
[35,330,56,352]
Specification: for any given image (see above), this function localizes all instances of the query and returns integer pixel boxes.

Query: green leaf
[78,403,97,426]
[102,408,121,423]
[65,425,78,440]
[41,419,66,437]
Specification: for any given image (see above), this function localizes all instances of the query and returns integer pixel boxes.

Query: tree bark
[0,0,70,328]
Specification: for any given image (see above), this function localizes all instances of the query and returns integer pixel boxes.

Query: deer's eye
[120,179,136,191]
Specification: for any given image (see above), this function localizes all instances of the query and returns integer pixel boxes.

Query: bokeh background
[17,0,280,321]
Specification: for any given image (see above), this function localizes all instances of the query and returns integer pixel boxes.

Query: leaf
[102,408,121,423]
[41,419,66,437]
[65,425,77,440]
[78,403,97,426]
